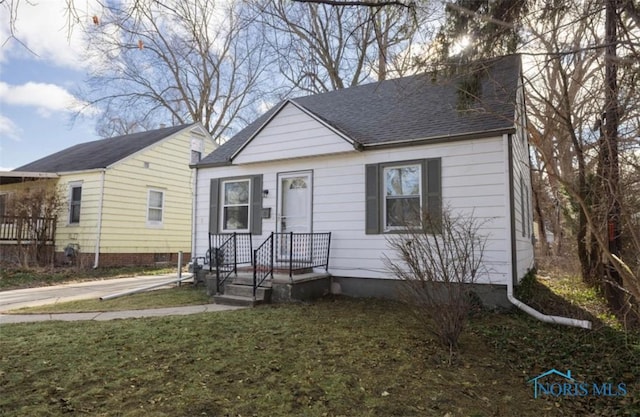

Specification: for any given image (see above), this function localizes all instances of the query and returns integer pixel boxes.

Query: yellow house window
[69,183,82,224]
[147,189,164,226]
[0,194,7,222]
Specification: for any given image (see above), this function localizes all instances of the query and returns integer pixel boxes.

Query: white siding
[511,80,535,282]
[196,136,511,285]
[233,103,356,164]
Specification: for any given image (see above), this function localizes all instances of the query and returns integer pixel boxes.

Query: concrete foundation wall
[271,275,331,303]
[330,276,511,309]
[54,251,190,268]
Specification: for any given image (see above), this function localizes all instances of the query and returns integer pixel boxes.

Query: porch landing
[204,271,331,307]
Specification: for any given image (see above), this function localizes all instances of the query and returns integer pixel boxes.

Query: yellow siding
[55,172,103,254]
[98,127,215,254]
[2,125,215,260]
[0,175,101,254]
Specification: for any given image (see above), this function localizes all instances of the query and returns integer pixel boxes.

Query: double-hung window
[147,189,164,226]
[69,183,82,224]
[384,164,422,229]
[365,158,441,234]
[221,179,250,232]
[209,175,263,235]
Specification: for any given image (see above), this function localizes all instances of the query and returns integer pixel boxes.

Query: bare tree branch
[293,0,414,8]
[78,0,271,139]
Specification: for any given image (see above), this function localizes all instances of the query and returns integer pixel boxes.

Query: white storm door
[277,171,312,234]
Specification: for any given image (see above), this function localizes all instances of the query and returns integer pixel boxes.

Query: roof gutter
[504,133,591,329]
[55,168,109,176]
[364,127,516,149]
[93,169,106,269]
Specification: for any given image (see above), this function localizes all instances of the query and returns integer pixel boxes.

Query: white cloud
[0,1,102,69]
[0,81,93,115]
[0,113,22,141]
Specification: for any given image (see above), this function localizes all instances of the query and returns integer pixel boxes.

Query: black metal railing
[207,232,332,300]
[253,234,274,300]
[0,216,56,243]
[208,233,252,294]
[273,232,332,277]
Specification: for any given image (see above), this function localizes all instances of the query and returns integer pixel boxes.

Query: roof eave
[362,126,516,149]
[0,171,60,186]
[55,168,108,176]
[192,160,233,169]
[1,171,60,179]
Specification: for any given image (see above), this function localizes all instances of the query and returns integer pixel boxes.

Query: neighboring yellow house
[0,123,216,267]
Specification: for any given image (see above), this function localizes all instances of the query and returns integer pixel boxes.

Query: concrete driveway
[0,274,191,312]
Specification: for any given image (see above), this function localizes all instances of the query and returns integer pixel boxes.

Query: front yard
[1,283,639,416]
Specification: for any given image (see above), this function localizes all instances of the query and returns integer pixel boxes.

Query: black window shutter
[365,164,380,234]
[209,178,219,234]
[425,158,442,232]
[251,175,263,235]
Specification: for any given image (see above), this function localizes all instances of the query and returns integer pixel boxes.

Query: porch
[0,216,56,244]
[195,232,332,306]
[0,216,57,265]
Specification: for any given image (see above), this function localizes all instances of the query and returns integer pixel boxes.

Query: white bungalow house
[191,55,534,307]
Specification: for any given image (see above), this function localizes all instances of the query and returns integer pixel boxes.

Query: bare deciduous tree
[6,182,63,267]
[523,0,640,323]
[254,0,431,94]
[79,0,270,140]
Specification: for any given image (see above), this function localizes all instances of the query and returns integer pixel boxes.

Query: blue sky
[0,1,101,170]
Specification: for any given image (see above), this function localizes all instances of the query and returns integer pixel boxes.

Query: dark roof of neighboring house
[198,54,522,167]
[15,124,193,173]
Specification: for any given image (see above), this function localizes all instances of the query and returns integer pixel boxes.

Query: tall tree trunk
[531,172,550,256]
[601,0,624,312]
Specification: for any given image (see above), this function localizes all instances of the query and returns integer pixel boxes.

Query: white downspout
[93,169,106,269]
[190,166,197,260]
[504,133,591,329]
[506,275,592,329]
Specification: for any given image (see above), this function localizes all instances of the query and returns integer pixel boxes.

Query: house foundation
[330,276,511,310]
[53,251,191,268]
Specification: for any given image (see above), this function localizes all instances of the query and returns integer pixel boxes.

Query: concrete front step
[232,274,272,287]
[225,284,271,300]
[212,294,264,307]
[210,271,331,306]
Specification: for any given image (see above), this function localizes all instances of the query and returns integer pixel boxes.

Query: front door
[278,171,312,234]
[277,171,312,260]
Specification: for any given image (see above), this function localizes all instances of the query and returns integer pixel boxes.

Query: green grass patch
[0,265,176,291]
[517,269,622,329]
[9,286,210,314]
[1,297,638,416]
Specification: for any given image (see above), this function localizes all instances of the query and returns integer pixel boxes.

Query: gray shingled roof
[15,124,193,173]
[198,55,521,167]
